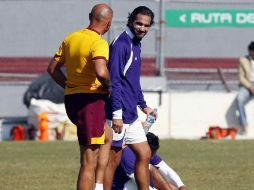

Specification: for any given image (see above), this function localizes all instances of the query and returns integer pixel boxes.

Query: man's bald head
[89,3,113,22]
[88,3,113,35]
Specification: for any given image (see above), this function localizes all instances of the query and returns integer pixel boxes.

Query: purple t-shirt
[106,29,147,124]
[112,147,161,189]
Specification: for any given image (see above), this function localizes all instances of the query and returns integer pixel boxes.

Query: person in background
[23,72,65,136]
[47,3,113,190]
[236,41,254,135]
[104,6,156,190]
[112,132,187,190]
[23,72,64,108]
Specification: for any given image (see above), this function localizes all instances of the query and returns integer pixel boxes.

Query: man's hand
[112,119,123,134]
[91,83,109,93]
[142,107,158,119]
[179,186,187,190]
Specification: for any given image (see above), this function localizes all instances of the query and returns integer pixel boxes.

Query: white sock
[94,183,103,190]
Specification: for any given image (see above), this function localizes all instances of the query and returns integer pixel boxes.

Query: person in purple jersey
[112,132,187,190]
[104,6,157,190]
[104,6,156,190]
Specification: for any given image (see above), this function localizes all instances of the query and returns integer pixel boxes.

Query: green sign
[165,9,254,27]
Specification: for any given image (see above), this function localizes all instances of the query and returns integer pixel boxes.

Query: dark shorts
[64,93,107,146]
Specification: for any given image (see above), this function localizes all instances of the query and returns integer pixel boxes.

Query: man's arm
[137,83,147,109]
[137,81,154,117]
[239,57,252,89]
[239,57,254,94]
[127,164,178,190]
[47,58,66,88]
[108,42,125,133]
[93,58,111,91]
[150,165,176,190]
[155,160,186,189]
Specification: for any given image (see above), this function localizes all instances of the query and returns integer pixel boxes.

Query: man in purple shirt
[104,6,155,190]
[112,132,187,190]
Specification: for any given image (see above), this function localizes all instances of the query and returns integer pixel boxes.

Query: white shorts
[106,118,147,147]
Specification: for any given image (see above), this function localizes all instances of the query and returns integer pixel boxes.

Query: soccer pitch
[0,140,253,190]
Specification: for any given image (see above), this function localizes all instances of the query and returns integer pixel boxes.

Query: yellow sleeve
[53,41,66,63]
[91,39,109,61]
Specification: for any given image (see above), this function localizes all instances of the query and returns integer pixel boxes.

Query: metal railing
[165,67,238,92]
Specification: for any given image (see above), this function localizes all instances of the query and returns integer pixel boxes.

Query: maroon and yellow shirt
[54,28,109,95]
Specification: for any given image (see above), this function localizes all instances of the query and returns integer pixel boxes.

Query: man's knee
[132,143,151,162]
[110,147,122,165]
[138,149,151,162]
[236,95,245,104]
[80,145,100,167]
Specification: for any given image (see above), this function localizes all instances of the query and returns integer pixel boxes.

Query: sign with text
[165,9,254,27]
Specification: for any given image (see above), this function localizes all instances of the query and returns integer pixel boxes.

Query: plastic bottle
[143,108,157,134]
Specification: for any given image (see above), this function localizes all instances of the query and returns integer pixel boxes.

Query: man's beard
[133,36,142,42]
[129,26,142,42]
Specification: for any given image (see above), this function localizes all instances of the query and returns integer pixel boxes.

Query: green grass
[1,140,254,190]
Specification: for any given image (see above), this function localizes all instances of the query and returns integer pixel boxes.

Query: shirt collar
[87,27,101,35]
[125,28,135,39]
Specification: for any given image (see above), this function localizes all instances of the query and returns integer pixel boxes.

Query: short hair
[248,41,254,51]
[127,6,154,27]
[146,132,159,151]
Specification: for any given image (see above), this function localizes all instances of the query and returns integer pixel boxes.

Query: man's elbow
[47,60,57,76]
[97,69,109,80]
[47,66,53,76]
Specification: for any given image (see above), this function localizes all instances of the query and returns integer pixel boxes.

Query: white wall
[0,84,28,117]
[141,92,254,139]
[138,92,170,139]
[2,85,254,140]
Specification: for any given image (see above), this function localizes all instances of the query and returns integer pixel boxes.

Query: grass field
[0,140,254,190]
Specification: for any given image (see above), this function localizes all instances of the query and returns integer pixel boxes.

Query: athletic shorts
[106,118,147,148]
[65,93,107,146]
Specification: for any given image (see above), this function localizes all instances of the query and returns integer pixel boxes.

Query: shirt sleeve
[53,40,66,64]
[137,83,147,109]
[150,154,163,165]
[239,56,252,89]
[155,160,185,188]
[91,39,109,61]
[108,42,127,119]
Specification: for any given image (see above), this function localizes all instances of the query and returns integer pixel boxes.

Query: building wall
[1,0,254,58]
[0,0,160,57]
[143,91,254,139]
[2,84,254,139]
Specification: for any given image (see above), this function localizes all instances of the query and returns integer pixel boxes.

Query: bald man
[47,4,113,190]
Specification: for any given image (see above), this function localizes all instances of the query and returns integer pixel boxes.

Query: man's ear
[127,21,132,28]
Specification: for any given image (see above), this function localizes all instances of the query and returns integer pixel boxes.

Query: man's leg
[95,124,113,190]
[236,87,252,133]
[103,120,125,190]
[129,141,151,190]
[77,144,100,190]
[103,146,122,190]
